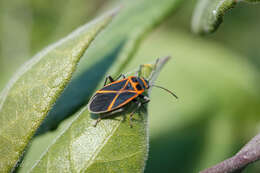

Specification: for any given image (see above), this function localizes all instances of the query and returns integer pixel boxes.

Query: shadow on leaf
[36,41,126,135]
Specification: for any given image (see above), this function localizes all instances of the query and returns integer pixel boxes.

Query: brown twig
[200,133,260,173]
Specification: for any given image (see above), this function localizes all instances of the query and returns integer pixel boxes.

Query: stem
[200,133,260,173]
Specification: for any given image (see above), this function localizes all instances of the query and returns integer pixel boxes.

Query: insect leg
[129,101,142,128]
[104,75,115,86]
[128,96,150,127]
[139,94,150,104]
[94,117,102,127]
[114,74,126,80]
[104,74,126,86]
[93,108,124,127]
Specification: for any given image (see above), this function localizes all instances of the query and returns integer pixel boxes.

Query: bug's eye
[136,84,142,91]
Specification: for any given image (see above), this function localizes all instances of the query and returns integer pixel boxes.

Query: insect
[88,74,178,127]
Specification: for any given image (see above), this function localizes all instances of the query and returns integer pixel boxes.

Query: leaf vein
[82,120,122,172]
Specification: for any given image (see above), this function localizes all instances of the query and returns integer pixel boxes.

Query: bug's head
[132,77,149,90]
[135,77,149,90]
[137,77,178,99]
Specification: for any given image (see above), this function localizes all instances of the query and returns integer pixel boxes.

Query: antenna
[151,84,178,99]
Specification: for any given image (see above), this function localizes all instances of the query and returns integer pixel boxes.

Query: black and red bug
[88,74,177,127]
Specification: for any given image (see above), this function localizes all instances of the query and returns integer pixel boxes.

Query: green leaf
[38,0,183,134]
[125,26,260,172]
[30,57,169,173]
[191,0,260,34]
[19,1,183,171]
[0,10,116,172]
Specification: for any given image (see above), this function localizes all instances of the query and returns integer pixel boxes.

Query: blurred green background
[1,0,260,172]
